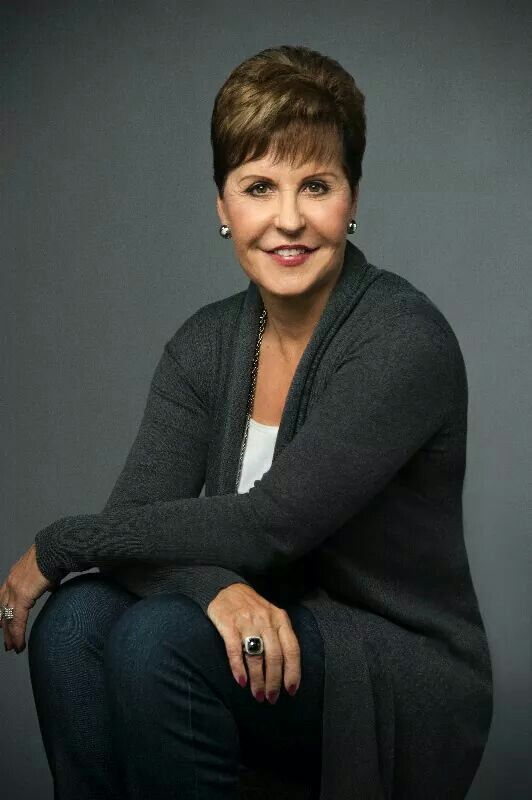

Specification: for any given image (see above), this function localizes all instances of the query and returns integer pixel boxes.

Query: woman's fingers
[1,579,33,654]
[2,607,28,653]
[245,622,283,702]
[276,611,301,695]
[220,622,250,688]
[243,611,301,703]
[0,586,16,652]
[1,618,14,651]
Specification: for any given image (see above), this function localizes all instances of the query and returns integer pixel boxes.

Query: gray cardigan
[34,240,493,799]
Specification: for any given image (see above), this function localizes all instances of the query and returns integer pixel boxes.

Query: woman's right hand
[206,583,301,704]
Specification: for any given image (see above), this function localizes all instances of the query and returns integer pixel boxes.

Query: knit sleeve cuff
[34,513,104,583]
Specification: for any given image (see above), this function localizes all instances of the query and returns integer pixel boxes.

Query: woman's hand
[206,583,301,704]
[1,544,59,654]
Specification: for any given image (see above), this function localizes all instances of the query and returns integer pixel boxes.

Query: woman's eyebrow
[238,171,338,184]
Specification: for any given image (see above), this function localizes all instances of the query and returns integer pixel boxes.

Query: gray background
[2,0,531,797]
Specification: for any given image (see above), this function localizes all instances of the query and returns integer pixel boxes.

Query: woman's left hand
[1,544,58,654]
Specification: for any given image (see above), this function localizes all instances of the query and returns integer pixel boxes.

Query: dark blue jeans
[28,572,324,799]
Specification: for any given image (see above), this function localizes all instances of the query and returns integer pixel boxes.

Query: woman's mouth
[266,247,319,267]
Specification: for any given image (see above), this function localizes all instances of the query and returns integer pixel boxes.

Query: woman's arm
[34,306,254,611]
[34,309,457,584]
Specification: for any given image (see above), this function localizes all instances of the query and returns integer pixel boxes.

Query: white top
[237,417,279,494]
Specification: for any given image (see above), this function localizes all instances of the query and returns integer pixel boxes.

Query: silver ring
[242,635,264,656]
[0,605,15,623]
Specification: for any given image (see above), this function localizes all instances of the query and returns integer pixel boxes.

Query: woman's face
[216,147,358,306]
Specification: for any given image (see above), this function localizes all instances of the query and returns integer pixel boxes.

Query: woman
[1,45,493,799]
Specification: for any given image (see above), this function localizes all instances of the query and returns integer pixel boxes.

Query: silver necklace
[234,307,268,492]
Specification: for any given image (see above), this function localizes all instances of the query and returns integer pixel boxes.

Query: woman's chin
[256,277,331,304]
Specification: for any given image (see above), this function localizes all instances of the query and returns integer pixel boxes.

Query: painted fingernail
[267,690,279,705]
[288,683,298,696]
[238,675,247,687]
[255,689,265,702]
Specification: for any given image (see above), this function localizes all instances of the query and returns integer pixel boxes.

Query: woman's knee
[104,592,224,690]
[28,572,136,659]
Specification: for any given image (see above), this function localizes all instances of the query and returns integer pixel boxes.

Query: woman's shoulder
[341,263,468,397]
[361,265,452,332]
[355,263,463,353]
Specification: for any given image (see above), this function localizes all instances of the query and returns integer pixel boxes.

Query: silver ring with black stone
[242,635,264,656]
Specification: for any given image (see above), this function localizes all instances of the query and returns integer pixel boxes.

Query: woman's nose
[275,192,305,231]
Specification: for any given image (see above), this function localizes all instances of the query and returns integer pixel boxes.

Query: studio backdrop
[2,1,530,798]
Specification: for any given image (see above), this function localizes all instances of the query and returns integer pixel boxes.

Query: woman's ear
[350,185,359,219]
[216,194,226,226]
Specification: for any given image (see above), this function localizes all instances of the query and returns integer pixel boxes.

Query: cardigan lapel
[215,240,378,496]
[214,274,263,496]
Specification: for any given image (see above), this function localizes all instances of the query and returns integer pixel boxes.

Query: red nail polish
[255,689,265,702]
[239,675,247,687]
[288,683,298,695]
[267,691,279,704]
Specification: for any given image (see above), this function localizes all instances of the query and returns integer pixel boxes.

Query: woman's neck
[259,272,339,355]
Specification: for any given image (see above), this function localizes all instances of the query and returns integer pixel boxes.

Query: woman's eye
[306,181,328,193]
[248,183,269,195]
[246,181,328,196]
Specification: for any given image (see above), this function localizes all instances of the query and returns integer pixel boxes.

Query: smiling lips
[268,245,317,254]
[266,248,318,266]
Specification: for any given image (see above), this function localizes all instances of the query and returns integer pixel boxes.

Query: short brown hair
[211,45,366,199]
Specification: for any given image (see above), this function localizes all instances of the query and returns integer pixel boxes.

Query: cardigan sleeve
[34,309,458,583]
[34,306,253,611]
